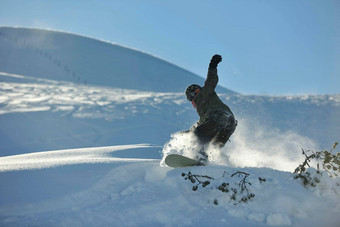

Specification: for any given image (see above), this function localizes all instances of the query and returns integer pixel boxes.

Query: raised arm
[204,54,222,93]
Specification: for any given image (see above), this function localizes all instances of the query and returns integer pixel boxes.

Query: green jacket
[192,67,234,124]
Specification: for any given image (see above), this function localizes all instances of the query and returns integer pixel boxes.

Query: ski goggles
[187,89,200,101]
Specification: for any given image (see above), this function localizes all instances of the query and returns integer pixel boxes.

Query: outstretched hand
[209,54,222,68]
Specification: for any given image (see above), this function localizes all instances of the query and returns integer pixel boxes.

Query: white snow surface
[0,27,340,226]
[1,144,339,226]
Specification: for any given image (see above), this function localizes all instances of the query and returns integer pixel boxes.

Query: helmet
[185,84,201,101]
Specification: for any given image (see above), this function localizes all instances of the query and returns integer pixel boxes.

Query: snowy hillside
[0,27,338,155]
[0,26,233,93]
[0,27,339,226]
[1,71,338,157]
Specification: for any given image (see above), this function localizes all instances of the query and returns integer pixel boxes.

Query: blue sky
[0,0,339,95]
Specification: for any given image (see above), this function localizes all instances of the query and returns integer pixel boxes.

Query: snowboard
[165,154,205,168]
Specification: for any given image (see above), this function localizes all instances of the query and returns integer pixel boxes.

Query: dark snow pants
[194,110,237,148]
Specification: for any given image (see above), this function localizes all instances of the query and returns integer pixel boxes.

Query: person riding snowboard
[184,54,237,160]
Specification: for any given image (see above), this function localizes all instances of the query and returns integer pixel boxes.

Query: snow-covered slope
[0,27,339,226]
[0,26,233,93]
[0,27,338,156]
[1,72,338,157]
[1,145,339,226]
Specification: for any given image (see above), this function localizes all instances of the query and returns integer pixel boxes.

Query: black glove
[209,54,222,68]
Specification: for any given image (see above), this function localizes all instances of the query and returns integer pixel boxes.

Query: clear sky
[0,0,339,95]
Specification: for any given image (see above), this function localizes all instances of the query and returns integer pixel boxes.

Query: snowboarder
[184,54,237,160]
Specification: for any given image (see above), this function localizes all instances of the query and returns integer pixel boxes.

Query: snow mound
[0,26,233,93]
[0,144,157,172]
[1,145,339,226]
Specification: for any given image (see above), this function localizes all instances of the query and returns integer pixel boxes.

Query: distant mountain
[0,27,234,93]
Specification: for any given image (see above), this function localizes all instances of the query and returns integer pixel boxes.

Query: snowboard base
[165,154,205,168]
